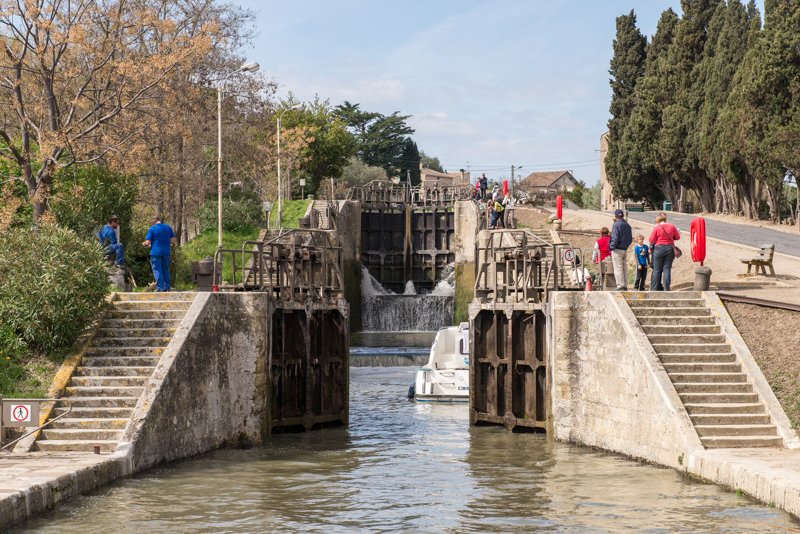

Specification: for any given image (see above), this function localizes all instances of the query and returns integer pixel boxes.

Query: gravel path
[627,211,800,257]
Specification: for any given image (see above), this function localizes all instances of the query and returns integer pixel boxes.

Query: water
[361,267,454,332]
[350,332,433,366]
[19,366,800,533]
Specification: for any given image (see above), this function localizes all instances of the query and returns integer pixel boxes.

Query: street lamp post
[217,61,259,250]
[277,103,304,229]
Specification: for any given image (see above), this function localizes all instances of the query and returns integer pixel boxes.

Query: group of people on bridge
[473,173,512,229]
[592,210,681,291]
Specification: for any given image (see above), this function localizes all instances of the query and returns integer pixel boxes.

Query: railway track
[717,292,800,313]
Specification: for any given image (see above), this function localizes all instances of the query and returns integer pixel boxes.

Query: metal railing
[474,229,585,303]
[346,180,474,207]
[213,228,344,303]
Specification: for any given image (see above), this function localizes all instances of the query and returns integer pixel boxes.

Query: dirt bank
[725,302,800,429]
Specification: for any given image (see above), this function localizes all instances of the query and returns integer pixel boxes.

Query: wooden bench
[741,244,775,276]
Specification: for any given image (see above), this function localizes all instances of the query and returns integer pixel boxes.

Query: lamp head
[240,61,260,73]
[290,103,303,110]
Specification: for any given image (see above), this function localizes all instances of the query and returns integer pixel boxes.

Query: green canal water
[16,340,800,533]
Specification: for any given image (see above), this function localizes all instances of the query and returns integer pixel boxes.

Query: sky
[233,0,764,185]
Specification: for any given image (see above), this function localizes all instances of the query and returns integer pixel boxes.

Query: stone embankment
[0,292,270,530]
[550,290,800,517]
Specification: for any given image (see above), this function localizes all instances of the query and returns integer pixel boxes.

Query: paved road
[625,211,800,258]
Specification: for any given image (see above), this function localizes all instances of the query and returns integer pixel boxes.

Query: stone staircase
[311,199,332,230]
[34,292,194,452]
[528,228,552,244]
[624,292,783,449]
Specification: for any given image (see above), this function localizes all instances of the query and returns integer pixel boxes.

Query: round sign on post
[556,195,563,220]
[562,248,575,264]
[690,217,707,265]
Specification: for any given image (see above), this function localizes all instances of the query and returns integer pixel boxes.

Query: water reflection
[17,366,800,533]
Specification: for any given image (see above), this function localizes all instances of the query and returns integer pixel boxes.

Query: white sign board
[10,404,31,423]
[562,248,575,264]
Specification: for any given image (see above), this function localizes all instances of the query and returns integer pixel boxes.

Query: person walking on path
[143,216,176,292]
[609,209,633,290]
[591,227,611,263]
[633,234,650,291]
[648,212,681,291]
[97,215,125,268]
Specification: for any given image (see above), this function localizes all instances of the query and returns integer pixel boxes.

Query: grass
[174,228,261,287]
[0,352,61,398]
[269,199,311,229]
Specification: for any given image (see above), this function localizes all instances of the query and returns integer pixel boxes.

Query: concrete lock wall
[549,291,703,469]
[122,293,269,471]
[337,200,363,331]
[454,200,478,324]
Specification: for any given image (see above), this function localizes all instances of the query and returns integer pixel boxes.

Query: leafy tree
[340,157,388,186]
[421,152,444,172]
[399,139,421,184]
[564,180,588,208]
[605,10,647,202]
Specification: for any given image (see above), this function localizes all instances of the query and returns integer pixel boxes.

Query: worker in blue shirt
[97,215,124,267]
[143,216,176,292]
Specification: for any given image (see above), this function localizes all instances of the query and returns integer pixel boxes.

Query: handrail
[1,399,72,452]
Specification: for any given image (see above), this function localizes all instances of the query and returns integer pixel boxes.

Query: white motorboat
[408,322,470,402]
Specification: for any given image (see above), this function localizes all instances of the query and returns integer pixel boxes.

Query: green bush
[0,224,109,355]
[197,192,264,233]
[51,165,138,246]
[173,228,261,287]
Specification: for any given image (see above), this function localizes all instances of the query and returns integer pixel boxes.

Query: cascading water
[361,267,454,332]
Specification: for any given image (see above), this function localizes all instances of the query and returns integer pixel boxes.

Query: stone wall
[122,293,269,471]
[337,200,362,331]
[549,291,703,469]
[453,201,477,323]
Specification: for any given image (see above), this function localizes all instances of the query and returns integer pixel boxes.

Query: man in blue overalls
[143,216,175,292]
[97,215,124,267]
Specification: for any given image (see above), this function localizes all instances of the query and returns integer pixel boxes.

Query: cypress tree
[398,138,421,185]
[620,8,679,203]
[657,0,720,212]
[605,10,647,202]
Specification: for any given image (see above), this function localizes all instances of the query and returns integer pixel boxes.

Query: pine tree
[605,10,647,202]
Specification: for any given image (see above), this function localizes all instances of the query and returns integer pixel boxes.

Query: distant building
[419,166,469,186]
[599,131,619,212]
[518,170,579,194]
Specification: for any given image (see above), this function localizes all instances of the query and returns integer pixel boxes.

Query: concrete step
[684,403,765,415]
[673,382,753,394]
[701,436,783,448]
[40,428,123,441]
[695,424,777,437]
[679,392,759,404]
[648,334,727,344]
[35,440,118,453]
[65,386,144,398]
[660,354,737,365]
[637,316,717,326]
[643,325,722,335]
[112,301,191,311]
[623,291,702,300]
[81,356,160,367]
[107,310,187,320]
[85,346,165,357]
[74,366,155,377]
[52,407,134,419]
[627,299,706,308]
[100,318,182,329]
[93,336,172,348]
[691,413,772,425]
[95,327,176,339]
[633,307,711,317]
[48,418,128,430]
[69,376,149,387]
[55,396,140,408]
[663,362,741,373]
[668,372,747,383]
[115,292,196,302]
[652,343,731,354]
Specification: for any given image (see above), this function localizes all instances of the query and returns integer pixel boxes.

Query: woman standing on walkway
[648,212,680,291]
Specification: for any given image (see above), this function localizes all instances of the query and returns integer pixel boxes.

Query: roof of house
[420,167,453,179]
[519,170,577,189]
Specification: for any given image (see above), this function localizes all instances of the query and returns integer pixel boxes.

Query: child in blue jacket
[634,234,650,291]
